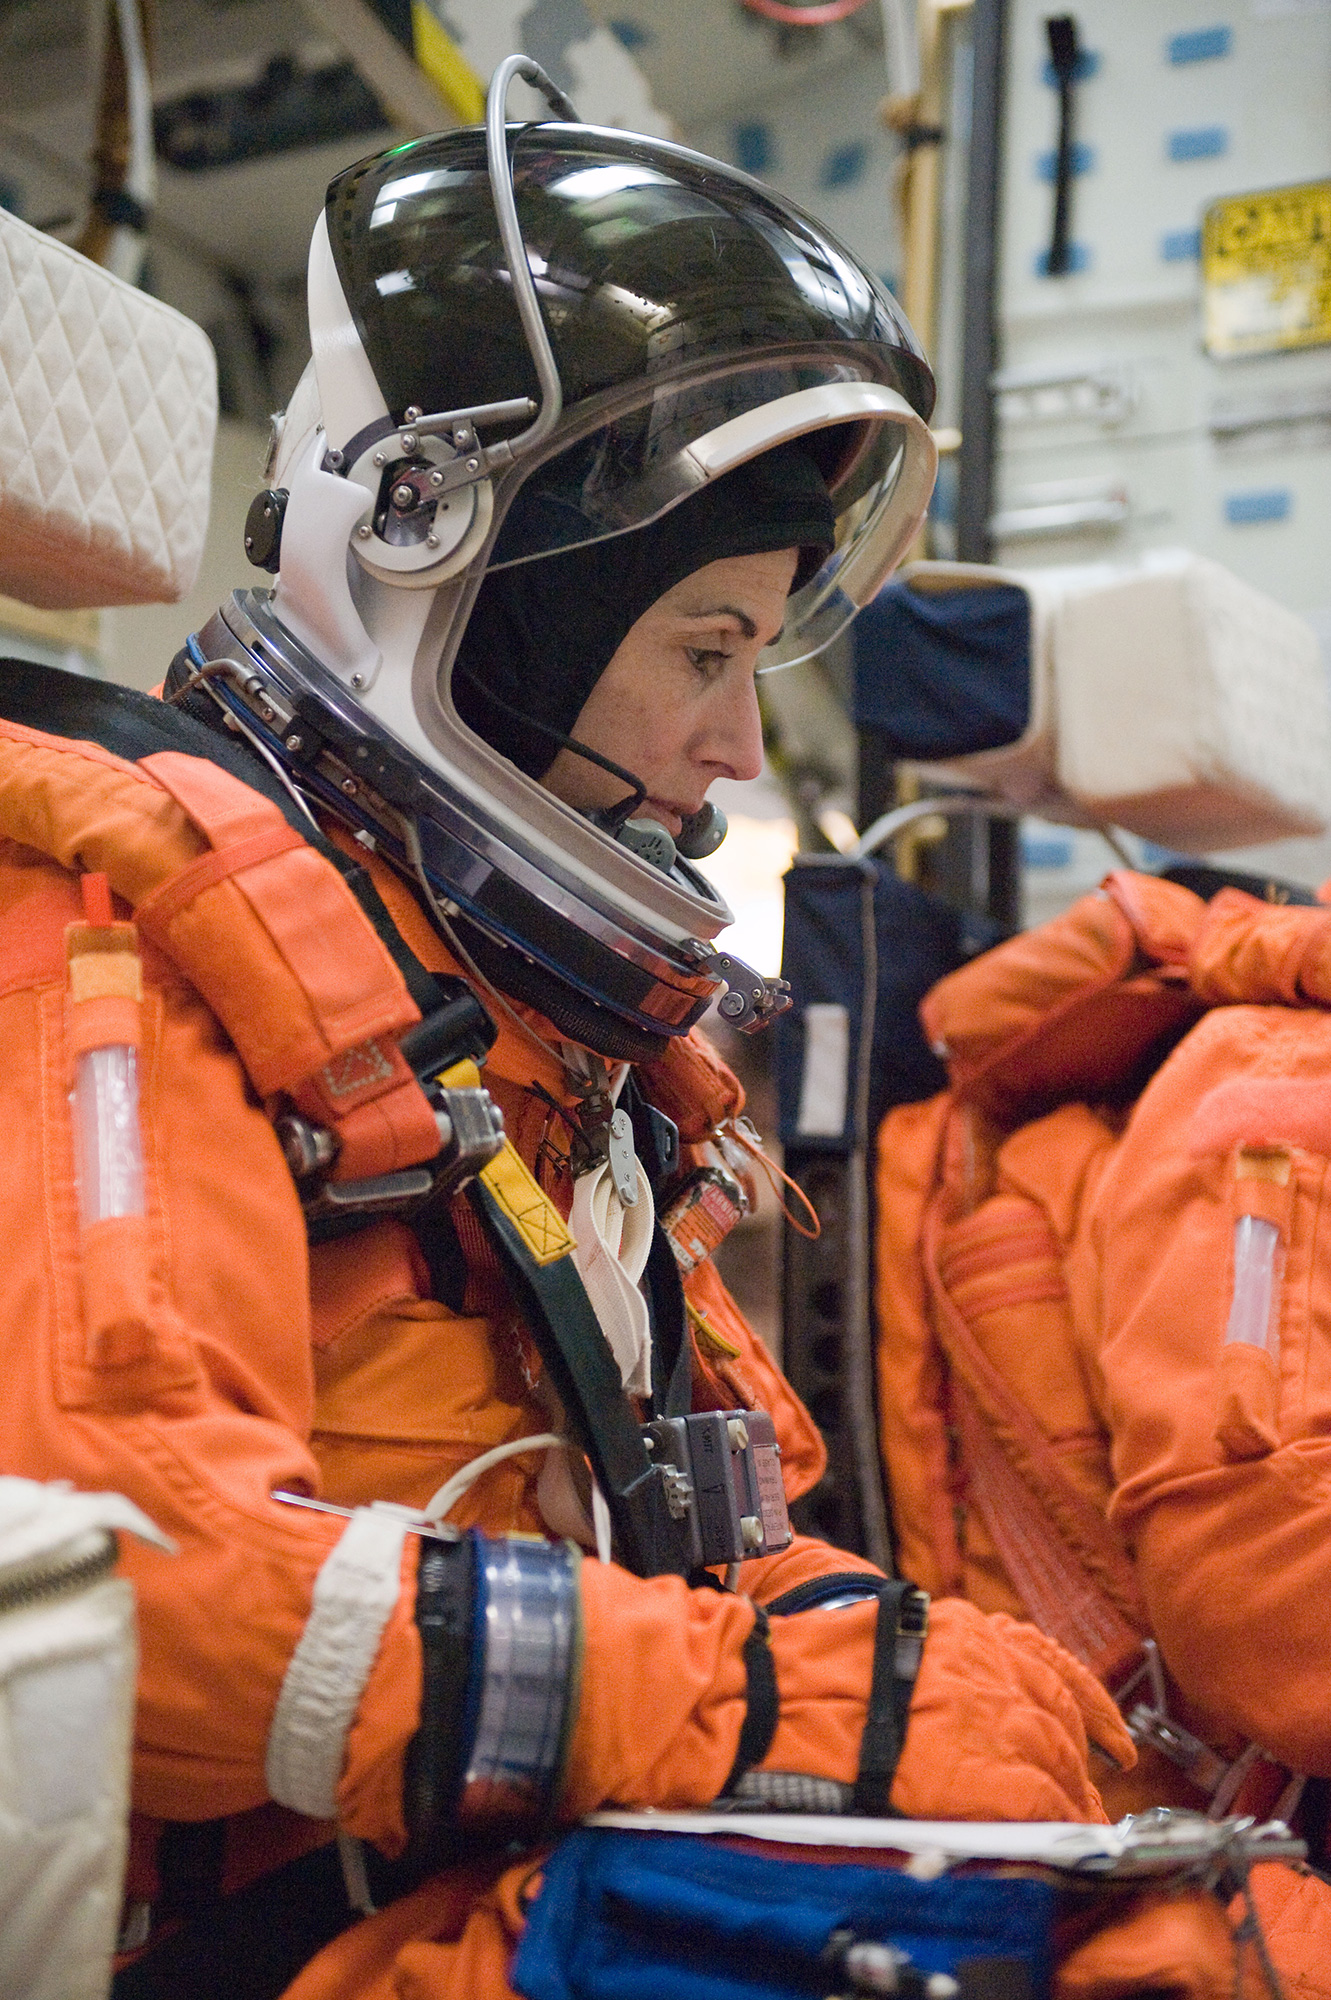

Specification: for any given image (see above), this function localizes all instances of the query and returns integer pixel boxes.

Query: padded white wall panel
[0,207,216,611]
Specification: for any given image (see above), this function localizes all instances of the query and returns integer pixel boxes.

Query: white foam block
[0,207,216,610]
[1053,554,1331,850]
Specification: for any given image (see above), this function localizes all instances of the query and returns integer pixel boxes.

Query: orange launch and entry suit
[875,870,1331,1994]
[0,706,1139,2000]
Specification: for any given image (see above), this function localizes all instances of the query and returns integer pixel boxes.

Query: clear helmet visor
[482,364,937,670]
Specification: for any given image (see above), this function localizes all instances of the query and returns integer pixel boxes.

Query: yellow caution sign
[1203,179,1331,357]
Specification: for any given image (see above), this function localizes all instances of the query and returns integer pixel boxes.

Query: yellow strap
[409,0,486,123]
[686,1298,742,1362]
[439,1058,576,1267]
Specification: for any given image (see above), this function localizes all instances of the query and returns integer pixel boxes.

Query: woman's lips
[642,798,691,838]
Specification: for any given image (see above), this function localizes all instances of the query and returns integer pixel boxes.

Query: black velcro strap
[853,1583,929,1818]
[721,1607,778,1796]
[401,1535,476,1871]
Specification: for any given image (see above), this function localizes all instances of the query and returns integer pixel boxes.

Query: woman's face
[540,547,797,837]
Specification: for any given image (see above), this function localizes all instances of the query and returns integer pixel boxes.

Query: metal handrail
[853,793,1021,859]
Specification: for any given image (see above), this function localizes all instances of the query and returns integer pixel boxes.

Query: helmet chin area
[181,592,788,1056]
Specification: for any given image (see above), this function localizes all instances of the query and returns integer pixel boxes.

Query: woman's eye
[685,646,730,678]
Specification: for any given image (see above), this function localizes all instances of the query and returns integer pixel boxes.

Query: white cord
[423,1433,567,1524]
[591,1481,613,1565]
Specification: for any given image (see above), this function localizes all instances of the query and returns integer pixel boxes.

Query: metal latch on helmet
[321,397,537,488]
[703,949,792,1032]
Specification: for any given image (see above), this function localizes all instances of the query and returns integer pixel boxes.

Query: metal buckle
[1118,1641,1232,1797]
[1117,1640,1302,1822]
[279,1079,505,1225]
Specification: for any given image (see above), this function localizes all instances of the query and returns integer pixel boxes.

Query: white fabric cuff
[265,1507,410,1820]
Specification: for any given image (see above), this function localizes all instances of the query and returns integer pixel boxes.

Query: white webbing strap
[568,1156,655,1397]
[266,1506,409,1820]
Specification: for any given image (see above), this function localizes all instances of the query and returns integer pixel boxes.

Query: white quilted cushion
[1053,554,1331,850]
[0,207,216,610]
[914,552,1331,852]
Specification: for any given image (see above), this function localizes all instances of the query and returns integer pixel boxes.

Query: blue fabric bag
[775,856,1004,1154]
[852,581,1031,760]
[511,1829,1058,2000]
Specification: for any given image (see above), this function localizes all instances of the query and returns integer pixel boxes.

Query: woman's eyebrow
[675,604,758,638]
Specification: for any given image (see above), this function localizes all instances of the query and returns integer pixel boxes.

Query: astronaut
[0,62,1130,2000]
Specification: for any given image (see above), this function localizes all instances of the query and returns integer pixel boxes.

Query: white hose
[423,1434,567,1524]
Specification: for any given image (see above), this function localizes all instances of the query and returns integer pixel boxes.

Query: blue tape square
[1036,142,1095,181]
[1168,126,1229,161]
[1021,834,1075,870]
[1034,241,1090,276]
[1041,48,1100,84]
[733,121,773,176]
[1160,227,1202,261]
[607,17,652,50]
[1167,26,1232,63]
[1225,488,1291,525]
[820,140,869,190]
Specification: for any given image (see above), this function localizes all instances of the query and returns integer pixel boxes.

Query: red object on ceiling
[741,0,873,22]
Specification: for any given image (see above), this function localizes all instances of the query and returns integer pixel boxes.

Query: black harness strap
[643,1218,692,1420]
[467,1176,689,1578]
[852,1582,929,1817]
[720,1606,779,1796]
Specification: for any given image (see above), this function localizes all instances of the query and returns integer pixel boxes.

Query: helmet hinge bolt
[403,406,422,423]
[285,732,303,752]
[429,469,445,487]
[426,532,440,548]
[399,431,419,453]
[341,777,359,795]
[356,523,372,539]
[392,482,416,510]
[372,452,386,468]
[466,457,480,472]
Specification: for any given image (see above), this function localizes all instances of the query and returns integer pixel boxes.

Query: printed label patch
[320,1040,395,1098]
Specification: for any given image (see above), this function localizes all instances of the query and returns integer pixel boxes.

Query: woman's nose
[705,674,764,783]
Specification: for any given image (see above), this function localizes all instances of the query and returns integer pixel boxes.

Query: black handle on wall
[1045,14,1080,276]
